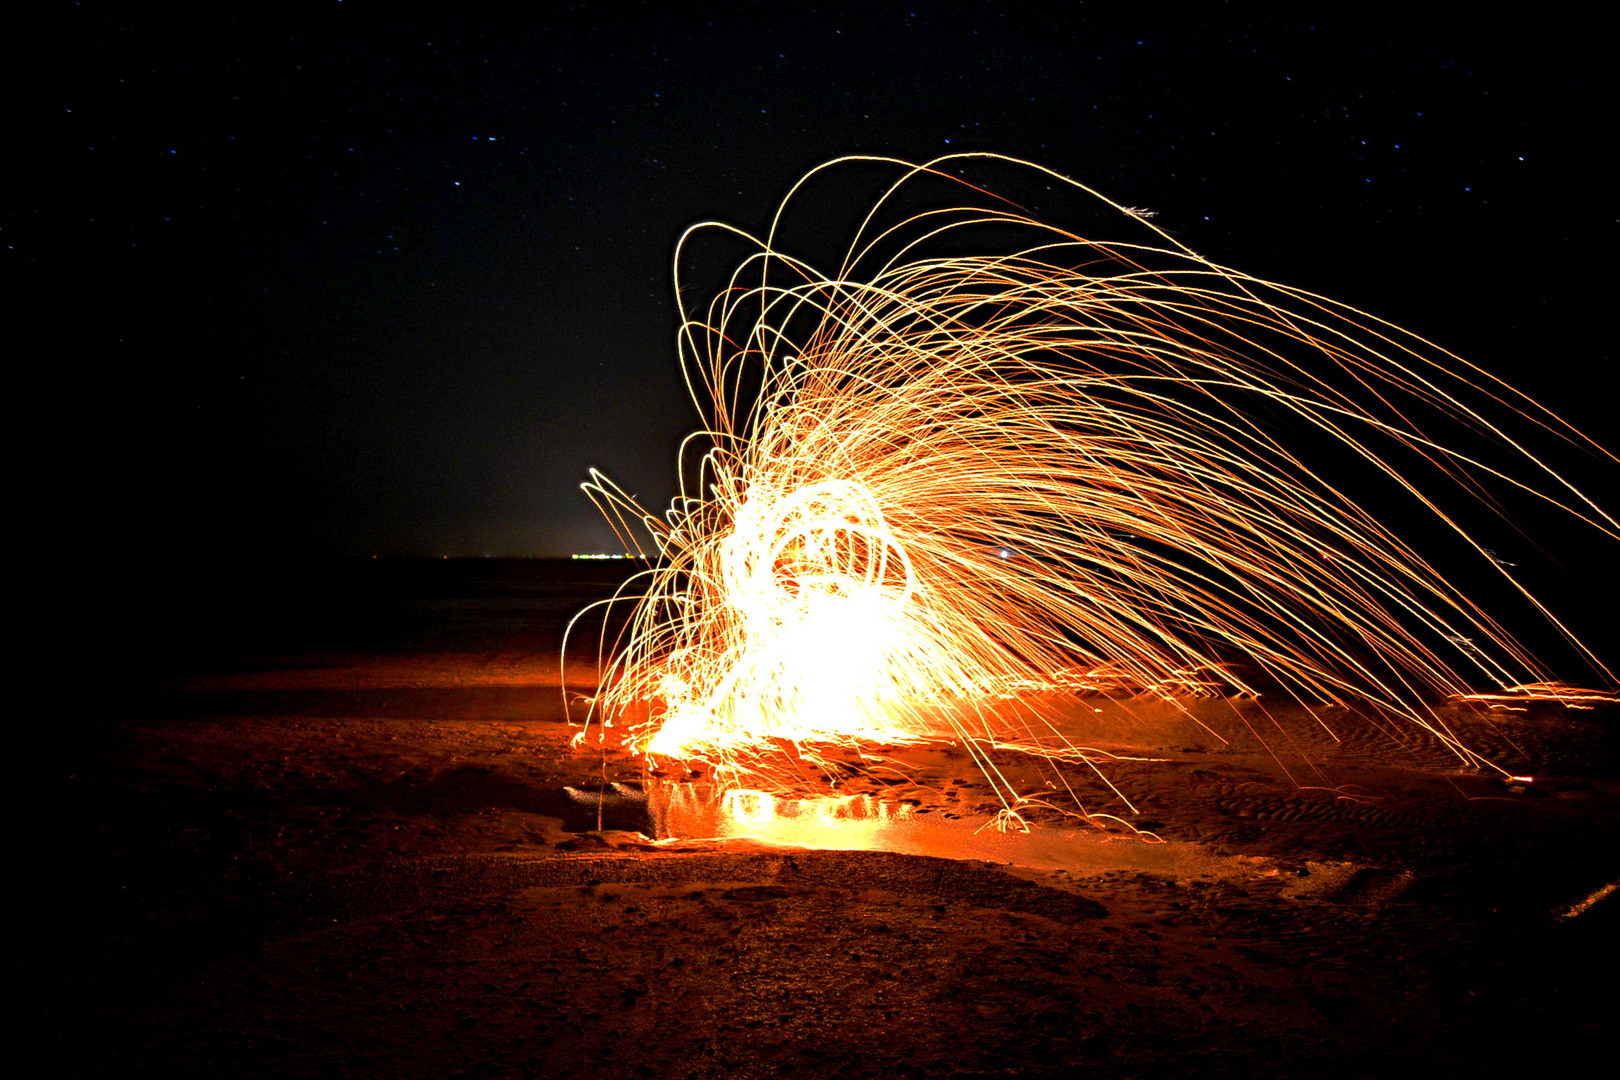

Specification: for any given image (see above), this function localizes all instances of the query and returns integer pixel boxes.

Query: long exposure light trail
[565,154,1615,829]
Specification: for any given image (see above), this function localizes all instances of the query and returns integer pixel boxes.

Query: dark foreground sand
[30,561,1619,1078]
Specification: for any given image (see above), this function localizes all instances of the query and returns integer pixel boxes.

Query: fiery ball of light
[567,154,1615,822]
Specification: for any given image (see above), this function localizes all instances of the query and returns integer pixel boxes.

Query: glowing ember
[566,154,1615,830]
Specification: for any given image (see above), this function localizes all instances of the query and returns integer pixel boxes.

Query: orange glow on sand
[566,155,1615,835]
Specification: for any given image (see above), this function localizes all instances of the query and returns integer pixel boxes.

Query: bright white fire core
[648,477,930,756]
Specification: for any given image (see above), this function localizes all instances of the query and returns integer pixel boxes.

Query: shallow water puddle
[620,780,1281,884]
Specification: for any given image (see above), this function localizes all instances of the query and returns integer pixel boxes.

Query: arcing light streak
[567,154,1615,823]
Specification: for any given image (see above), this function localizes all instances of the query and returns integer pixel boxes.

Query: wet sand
[31,560,1619,1077]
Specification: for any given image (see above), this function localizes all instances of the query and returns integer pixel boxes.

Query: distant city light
[571,553,631,560]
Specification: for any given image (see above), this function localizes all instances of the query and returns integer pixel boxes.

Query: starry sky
[30,4,1613,563]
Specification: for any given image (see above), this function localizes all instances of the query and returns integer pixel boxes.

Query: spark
[1447,682,1618,711]
[1558,878,1618,920]
[566,154,1615,831]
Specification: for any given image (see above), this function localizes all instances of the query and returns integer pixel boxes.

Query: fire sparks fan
[567,155,1615,819]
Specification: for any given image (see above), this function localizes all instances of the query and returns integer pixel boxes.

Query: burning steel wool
[565,154,1615,830]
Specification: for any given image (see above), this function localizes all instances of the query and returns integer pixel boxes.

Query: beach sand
[30,560,1619,1077]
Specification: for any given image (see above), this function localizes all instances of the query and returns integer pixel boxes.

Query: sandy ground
[30,562,1620,1078]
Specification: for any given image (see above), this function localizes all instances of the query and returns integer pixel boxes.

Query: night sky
[31,5,1613,564]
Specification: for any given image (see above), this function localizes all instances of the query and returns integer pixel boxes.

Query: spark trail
[567,154,1615,827]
